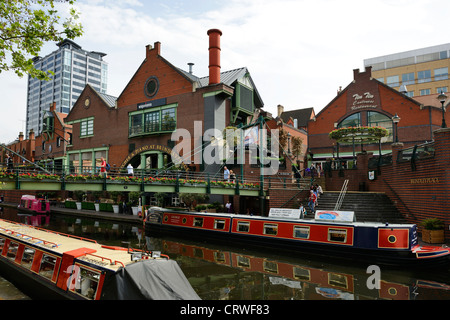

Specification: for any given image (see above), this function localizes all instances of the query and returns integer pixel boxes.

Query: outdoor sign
[315,210,355,222]
[269,208,302,219]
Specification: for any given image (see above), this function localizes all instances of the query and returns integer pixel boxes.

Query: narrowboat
[0,218,200,300]
[18,195,50,214]
[145,207,450,267]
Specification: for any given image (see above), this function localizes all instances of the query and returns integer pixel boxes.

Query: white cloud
[0,0,448,143]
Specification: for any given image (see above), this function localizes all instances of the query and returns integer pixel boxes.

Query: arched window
[337,111,393,143]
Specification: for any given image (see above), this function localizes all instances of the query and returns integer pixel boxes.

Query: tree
[0,0,83,80]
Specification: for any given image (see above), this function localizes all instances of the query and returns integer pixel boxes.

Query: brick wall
[324,128,450,240]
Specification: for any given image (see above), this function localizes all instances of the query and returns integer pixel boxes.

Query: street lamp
[437,91,447,128]
[392,113,400,142]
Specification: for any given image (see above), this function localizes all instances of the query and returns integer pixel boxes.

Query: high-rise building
[26,39,108,136]
[364,43,450,98]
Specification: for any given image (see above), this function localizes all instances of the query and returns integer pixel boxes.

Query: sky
[1,0,449,144]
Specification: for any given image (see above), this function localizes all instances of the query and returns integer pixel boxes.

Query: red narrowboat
[0,218,200,300]
[18,195,50,214]
[145,207,450,267]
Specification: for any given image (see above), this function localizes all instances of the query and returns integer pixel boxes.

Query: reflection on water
[1,206,450,300]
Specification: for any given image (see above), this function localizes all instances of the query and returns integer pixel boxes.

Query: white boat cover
[101,259,200,300]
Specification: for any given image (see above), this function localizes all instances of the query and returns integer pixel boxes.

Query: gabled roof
[280,108,315,128]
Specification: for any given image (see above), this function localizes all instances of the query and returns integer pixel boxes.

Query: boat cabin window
[193,217,204,227]
[214,219,226,230]
[293,226,310,239]
[21,247,36,269]
[263,261,278,273]
[328,228,347,243]
[0,237,4,252]
[39,253,57,280]
[6,241,19,261]
[263,224,278,236]
[237,221,250,233]
[71,266,100,300]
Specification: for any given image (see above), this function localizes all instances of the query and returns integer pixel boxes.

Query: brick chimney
[207,29,222,85]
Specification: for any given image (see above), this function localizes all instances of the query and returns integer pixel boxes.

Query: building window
[418,70,431,83]
[387,75,399,87]
[337,113,361,128]
[434,67,448,81]
[437,87,448,94]
[420,89,431,96]
[129,104,177,137]
[401,72,415,85]
[80,119,94,137]
[367,111,393,143]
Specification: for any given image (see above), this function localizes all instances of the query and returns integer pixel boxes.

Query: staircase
[310,191,407,223]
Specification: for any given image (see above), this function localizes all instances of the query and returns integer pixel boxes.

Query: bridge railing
[0,164,311,193]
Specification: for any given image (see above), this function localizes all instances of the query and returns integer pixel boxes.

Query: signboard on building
[269,208,302,219]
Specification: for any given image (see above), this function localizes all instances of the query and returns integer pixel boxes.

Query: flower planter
[422,229,445,244]
[112,204,119,214]
[94,203,100,212]
[76,202,82,210]
[132,206,139,215]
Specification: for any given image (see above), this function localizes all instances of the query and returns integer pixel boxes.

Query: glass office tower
[26,39,108,136]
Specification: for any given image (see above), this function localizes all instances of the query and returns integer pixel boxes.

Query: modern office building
[26,39,108,137]
[364,43,450,97]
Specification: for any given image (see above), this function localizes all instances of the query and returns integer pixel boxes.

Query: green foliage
[0,0,83,79]
[421,218,444,230]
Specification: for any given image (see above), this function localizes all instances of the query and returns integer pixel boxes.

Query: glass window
[367,111,393,143]
[214,219,226,230]
[387,75,399,87]
[437,87,448,94]
[80,119,94,136]
[293,226,310,239]
[338,113,361,128]
[145,111,159,132]
[420,89,431,96]
[237,221,250,233]
[6,242,19,260]
[21,247,36,269]
[193,217,203,227]
[0,237,4,251]
[39,254,57,280]
[418,70,431,83]
[401,72,415,85]
[435,67,448,81]
[71,266,101,300]
[263,224,278,235]
[328,228,347,243]
[161,108,176,131]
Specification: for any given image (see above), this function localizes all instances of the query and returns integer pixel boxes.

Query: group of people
[299,183,323,216]
[223,166,236,182]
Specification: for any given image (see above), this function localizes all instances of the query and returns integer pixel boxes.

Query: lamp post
[437,91,447,128]
[392,113,400,142]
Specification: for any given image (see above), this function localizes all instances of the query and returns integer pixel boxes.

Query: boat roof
[0,219,142,272]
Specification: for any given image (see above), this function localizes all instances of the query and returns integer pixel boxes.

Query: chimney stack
[207,29,222,85]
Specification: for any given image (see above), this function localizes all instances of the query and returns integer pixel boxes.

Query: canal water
[1,206,449,300]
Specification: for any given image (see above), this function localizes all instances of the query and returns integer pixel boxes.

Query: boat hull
[145,209,450,268]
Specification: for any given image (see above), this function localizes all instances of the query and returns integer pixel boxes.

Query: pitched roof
[280,107,315,128]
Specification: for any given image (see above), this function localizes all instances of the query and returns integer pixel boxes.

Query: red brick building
[308,67,450,167]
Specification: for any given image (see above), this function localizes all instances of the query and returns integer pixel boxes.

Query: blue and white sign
[315,210,355,222]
